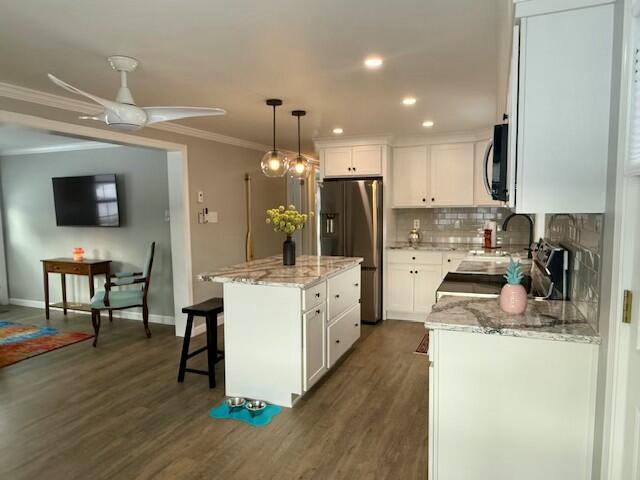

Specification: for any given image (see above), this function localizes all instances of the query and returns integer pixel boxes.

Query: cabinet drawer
[327,304,361,368]
[47,262,89,275]
[303,281,326,312]
[327,266,361,321]
[387,250,443,265]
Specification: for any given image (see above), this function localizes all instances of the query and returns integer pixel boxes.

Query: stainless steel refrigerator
[319,178,382,324]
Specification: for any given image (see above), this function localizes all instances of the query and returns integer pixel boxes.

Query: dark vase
[283,235,296,265]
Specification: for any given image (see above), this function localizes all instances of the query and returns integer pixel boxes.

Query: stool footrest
[186,346,208,359]
[185,368,209,376]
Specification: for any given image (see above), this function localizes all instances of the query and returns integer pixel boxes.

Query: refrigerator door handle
[371,180,378,269]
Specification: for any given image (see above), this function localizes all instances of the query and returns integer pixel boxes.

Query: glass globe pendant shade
[261,150,289,177]
[289,154,311,179]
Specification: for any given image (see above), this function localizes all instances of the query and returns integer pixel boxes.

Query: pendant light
[289,110,311,179]
[261,98,289,177]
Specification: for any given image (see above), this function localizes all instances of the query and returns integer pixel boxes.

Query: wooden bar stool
[177,298,224,388]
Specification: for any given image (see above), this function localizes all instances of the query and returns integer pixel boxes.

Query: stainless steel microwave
[482,124,509,202]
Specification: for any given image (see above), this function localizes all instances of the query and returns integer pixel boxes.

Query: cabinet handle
[431,197,435,202]
[335,294,340,298]
[352,167,356,172]
[410,270,414,274]
[354,283,359,287]
[415,270,419,274]
[315,293,321,298]
[412,256,416,260]
[422,198,426,202]
[447,259,451,263]
[316,309,321,314]
[336,339,340,344]
[354,323,359,327]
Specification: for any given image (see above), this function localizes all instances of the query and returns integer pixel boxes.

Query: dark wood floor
[0,306,428,480]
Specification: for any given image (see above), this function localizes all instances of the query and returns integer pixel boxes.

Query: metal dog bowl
[225,397,246,412]
[245,399,267,417]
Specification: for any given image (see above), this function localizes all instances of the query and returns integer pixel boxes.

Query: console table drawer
[47,262,90,275]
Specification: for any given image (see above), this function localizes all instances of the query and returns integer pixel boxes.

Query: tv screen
[52,174,120,227]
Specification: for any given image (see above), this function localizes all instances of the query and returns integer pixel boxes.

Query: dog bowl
[245,399,267,417]
[225,397,246,412]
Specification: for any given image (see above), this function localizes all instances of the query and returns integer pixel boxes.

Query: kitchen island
[199,255,363,407]
[425,296,599,480]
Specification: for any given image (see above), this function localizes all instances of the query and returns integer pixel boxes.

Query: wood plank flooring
[0,306,428,480]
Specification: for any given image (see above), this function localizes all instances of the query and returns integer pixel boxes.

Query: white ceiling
[0,0,506,153]
[0,125,115,156]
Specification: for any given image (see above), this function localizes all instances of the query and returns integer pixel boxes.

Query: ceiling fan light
[261,150,289,177]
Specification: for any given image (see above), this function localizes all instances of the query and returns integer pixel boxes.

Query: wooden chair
[89,242,155,347]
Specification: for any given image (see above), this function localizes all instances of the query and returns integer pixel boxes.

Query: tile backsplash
[394,207,530,246]
[545,214,603,331]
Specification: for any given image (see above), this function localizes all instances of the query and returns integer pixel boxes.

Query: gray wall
[0,145,174,316]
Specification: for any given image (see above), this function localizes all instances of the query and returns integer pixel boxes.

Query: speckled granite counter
[387,242,530,255]
[425,296,600,344]
[456,258,532,275]
[199,255,363,288]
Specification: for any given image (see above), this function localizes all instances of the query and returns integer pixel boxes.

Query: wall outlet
[197,191,204,203]
[413,219,420,230]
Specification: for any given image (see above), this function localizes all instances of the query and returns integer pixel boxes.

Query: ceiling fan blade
[143,106,226,125]
[78,112,107,122]
[47,74,119,111]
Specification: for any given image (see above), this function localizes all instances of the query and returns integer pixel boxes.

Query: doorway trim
[0,109,193,337]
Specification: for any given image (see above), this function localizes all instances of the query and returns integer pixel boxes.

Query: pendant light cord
[272,105,276,151]
[297,115,301,156]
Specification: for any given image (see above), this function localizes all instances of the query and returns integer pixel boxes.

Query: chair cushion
[91,289,143,310]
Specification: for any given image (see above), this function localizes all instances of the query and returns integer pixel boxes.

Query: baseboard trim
[386,310,429,322]
[9,298,175,325]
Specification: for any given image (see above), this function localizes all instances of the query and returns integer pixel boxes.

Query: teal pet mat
[210,401,282,427]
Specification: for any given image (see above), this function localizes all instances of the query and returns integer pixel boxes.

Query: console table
[41,258,112,319]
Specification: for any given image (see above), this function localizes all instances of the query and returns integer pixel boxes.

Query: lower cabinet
[303,304,327,391]
[413,265,443,313]
[327,304,361,368]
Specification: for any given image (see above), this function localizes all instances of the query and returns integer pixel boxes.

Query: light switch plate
[197,191,204,203]
[206,211,218,223]
[413,219,420,229]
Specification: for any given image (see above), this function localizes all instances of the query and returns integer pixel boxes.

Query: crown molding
[392,128,493,147]
[313,134,395,150]
[0,141,120,157]
[0,81,271,152]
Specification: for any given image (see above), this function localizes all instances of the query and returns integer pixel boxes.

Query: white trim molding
[9,298,175,325]
[0,141,120,157]
[0,81,271,152]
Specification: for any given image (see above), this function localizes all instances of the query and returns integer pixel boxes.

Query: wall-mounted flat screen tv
[52,174,120,227]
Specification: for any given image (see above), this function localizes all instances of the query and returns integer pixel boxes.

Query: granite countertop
[387,242,530,256]
[198,255,363,288]
[456,258,532,275]
[425,296,600,344]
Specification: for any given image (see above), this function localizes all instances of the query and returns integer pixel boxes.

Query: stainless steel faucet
[502,213,534,259]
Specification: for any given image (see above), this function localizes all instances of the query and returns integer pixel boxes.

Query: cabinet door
[303,304,327,391]
[444,252,466,276]
[392,146,429,207]
[323,147,353,177]
[413,264,442,314]
[430,143,474,206]
[473,140,502,206]
[352,145,382,175]
[386,263,415,312]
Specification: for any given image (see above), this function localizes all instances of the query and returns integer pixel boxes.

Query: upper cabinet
[510,1,614,213]
[430,144,475,207]
[320,144,383,178]
[392,146,429,207]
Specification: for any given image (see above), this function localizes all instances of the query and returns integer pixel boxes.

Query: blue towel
[209,401,282,427]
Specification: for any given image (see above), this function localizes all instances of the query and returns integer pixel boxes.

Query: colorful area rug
[414,333,429,355]
[0,320,93,368]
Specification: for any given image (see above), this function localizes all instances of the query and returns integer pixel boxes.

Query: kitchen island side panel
[223,282,302,408]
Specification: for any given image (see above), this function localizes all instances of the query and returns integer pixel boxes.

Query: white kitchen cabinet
[392,146,429,207]
[321,145,382,178]
[473,140,502,207]
[352,145,383,175]
[443,252,467,274]
[428,328,598,480]
[413,265,443,313]
[323,147,353,177]
[386,263,415,311]
[303,303,327,391]
[386,251,443,320]
[430,144,474,206]
[511,2,613,213]
[327,304,361,368]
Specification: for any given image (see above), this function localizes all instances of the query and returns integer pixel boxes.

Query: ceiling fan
[48,55,226,131]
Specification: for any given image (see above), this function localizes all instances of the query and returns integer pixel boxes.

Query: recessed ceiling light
[364,56,383,69]
[422,120,435,128]
[333,127,344,135]
[402,97,417,106]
